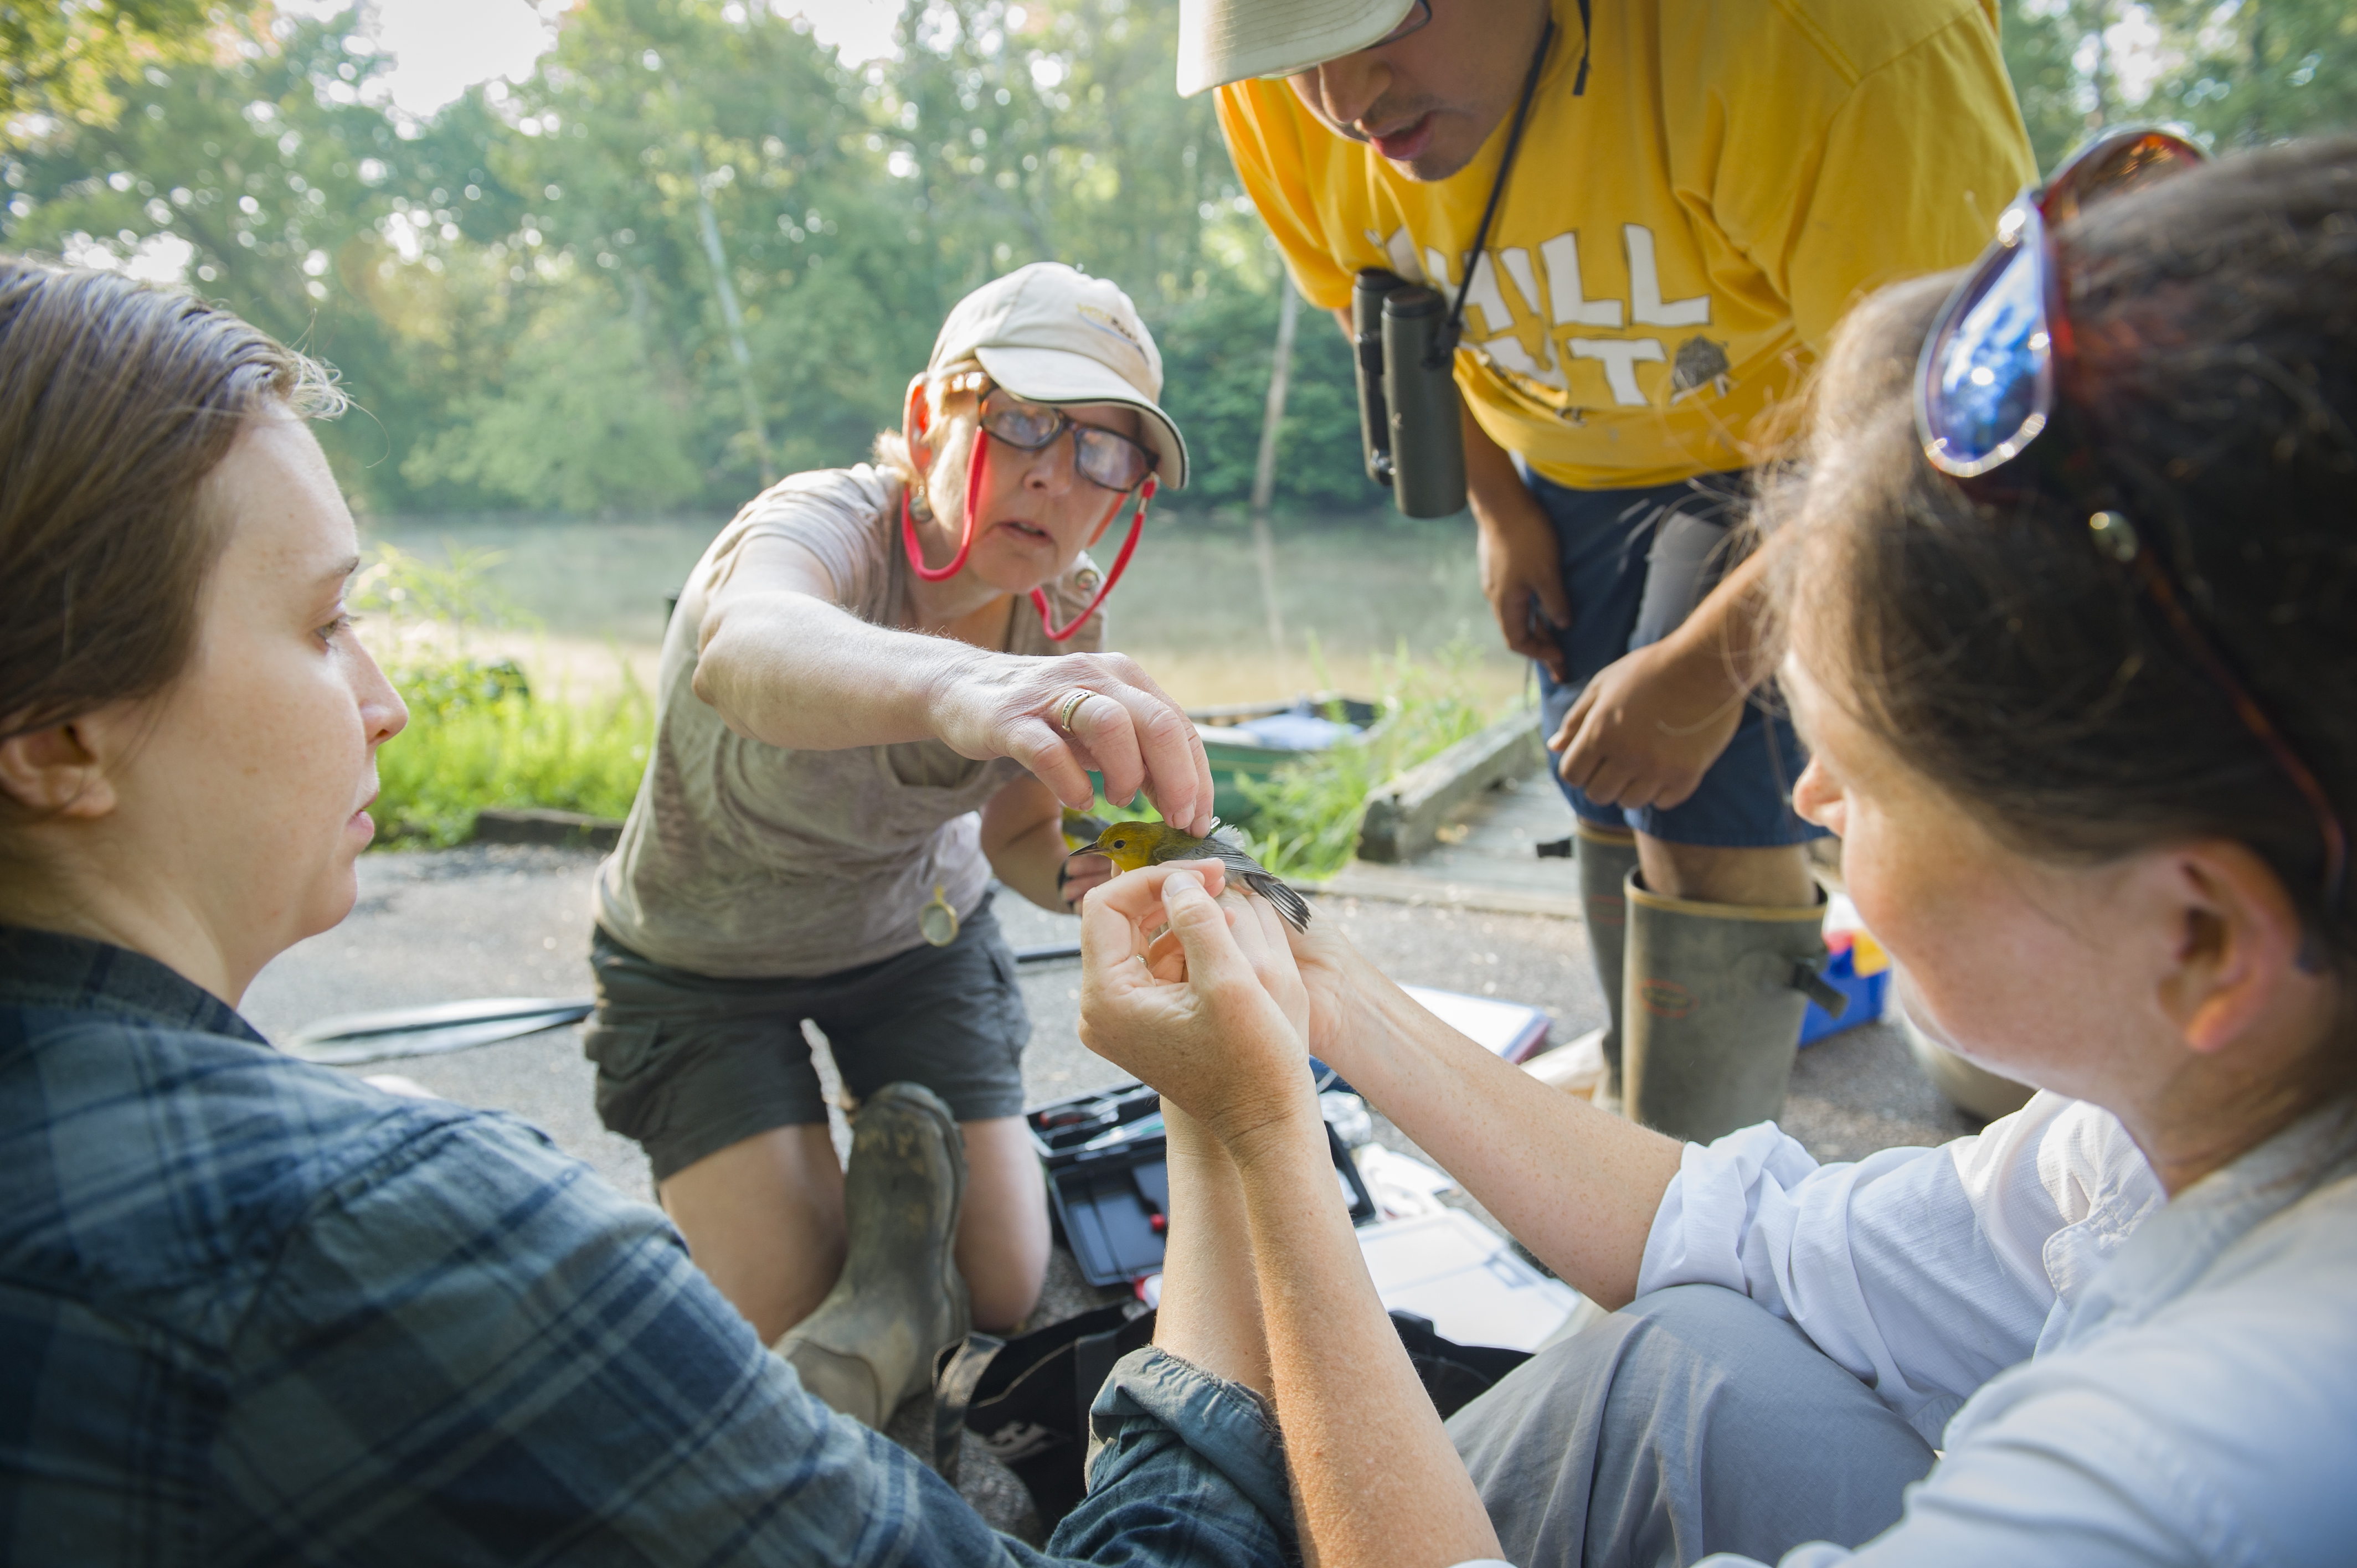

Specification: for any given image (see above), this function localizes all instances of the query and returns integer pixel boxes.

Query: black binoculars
[1352,267,1468,518]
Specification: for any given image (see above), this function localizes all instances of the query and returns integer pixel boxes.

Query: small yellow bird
[1072,819,1313,931]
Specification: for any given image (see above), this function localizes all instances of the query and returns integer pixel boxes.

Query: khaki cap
[929,262,1189,489]
[1176,0,1418,97]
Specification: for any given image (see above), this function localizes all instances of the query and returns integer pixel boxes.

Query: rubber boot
[1622,873,1830,1144]
[774,1082,972,1431]
[1574,822,1641,1100]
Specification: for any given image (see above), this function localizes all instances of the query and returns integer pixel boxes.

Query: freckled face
[1782,643,2145,1099]
[106,412,409,976]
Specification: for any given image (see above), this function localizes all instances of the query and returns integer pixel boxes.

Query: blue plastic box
[1798,936,1890,1046]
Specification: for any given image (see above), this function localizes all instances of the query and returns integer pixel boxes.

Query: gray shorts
[583,895,1032,1183]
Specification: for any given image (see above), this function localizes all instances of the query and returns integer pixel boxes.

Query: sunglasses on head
[1914,125,2346,915]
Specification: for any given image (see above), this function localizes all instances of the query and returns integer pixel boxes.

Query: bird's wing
[1239,870,1313,931]
[1198,839,1313,931]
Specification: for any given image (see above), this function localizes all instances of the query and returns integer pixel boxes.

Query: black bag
[941,1306,1532,1530]
[943,1302,1158,1524]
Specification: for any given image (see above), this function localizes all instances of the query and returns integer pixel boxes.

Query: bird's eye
[1112,838,1126,849]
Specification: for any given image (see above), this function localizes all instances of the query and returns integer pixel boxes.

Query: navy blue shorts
[1526,468,1825,850]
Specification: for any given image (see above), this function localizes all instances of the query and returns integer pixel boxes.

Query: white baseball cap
[929,262,1190,489]
[1176,0,1418,97]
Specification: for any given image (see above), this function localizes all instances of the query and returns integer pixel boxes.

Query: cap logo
[1075,302,1143,351]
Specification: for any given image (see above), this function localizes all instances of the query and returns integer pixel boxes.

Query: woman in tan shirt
[587,264,1211,1423]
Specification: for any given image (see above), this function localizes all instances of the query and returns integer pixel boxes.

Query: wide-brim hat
[929,262,1189,489]
[1176,0,1419,97]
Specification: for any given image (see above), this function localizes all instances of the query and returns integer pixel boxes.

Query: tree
[2,0,264,142]
[2001,0,2357,173]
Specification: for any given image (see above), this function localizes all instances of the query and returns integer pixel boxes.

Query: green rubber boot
[1622,874,1831,1144]
[1575,822,1641,1100]
[773,1082,972,1431]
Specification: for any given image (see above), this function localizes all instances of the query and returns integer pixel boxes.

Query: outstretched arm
[1290,922,1686,1309]
[692,534,1215,833]
[1082,863,1500,1568]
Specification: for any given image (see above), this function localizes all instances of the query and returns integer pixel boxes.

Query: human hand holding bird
[1070,818,1313,931]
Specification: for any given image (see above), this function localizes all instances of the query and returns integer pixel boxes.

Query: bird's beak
[1063,843,1107,863]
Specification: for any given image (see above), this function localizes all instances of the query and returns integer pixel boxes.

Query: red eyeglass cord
[899,435,1155,642]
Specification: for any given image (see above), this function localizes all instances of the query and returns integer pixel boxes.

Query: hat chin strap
[900,430,995,583]
[1032,477,1152,642]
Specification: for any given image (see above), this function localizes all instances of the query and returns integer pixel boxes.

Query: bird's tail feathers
[1244,870,1313,931]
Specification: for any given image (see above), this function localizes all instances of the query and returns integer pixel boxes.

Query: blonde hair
[872,357,986,505]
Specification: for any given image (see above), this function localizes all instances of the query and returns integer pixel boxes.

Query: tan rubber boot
[1622,873,1833,1144]
[1574,822,1641,1101]
[773,1082,972,1430]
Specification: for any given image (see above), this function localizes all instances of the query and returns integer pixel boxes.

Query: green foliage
[2146,0,2357,148]
[3,0,1357,518]
[349,538,649,849]
[10,0,2350,524]
[1238,641,1506,880]
[1,0,262,138]
[1154,281,1379,514]
[351,540,528,632]
[369,675,653,848]
[398,288,704,512]
[2001,0,2357,174]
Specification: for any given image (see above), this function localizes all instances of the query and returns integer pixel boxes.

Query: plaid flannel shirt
[0,926,1291,1566]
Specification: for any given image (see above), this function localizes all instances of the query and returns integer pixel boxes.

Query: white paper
[1355,1209,1590,1353]
[1401,984,1549,1062]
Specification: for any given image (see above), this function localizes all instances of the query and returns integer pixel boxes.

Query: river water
[357,512,1530,711]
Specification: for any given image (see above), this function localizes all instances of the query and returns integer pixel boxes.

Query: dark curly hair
[1762,137,2357,982]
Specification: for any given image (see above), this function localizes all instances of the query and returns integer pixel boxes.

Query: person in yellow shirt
[1185,0,2035,1128]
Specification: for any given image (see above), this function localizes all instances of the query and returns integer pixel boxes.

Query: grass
[1237,639,1512,880]
[370,665,653,848]
[354,542,655,849]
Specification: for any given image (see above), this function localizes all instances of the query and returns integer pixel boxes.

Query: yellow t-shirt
[1217,0,2036,489]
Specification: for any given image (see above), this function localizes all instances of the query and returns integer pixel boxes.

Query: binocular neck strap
[900,429,995,582]
[1442,16,1561,360]
[1032,478,1155,642]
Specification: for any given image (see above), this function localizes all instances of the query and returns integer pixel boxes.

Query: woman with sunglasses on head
[1079,132,2357,1565]
[584,262,1212,1424]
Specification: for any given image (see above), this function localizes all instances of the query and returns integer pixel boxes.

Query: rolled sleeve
[1078,1347,1293,1536]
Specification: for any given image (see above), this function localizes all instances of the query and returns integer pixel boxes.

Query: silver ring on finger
[1054,689,1097,733]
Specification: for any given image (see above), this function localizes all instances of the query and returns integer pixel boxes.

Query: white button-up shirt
[1638,1092,2357,1566]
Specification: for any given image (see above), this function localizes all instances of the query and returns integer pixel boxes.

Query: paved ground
[239,828,1977,1539]
[241,837,1973,1200]
[1326,767,1586,916]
